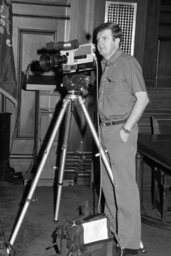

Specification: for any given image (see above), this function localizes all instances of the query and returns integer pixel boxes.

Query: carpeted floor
[0,180,171,256]
[0,182,101,256]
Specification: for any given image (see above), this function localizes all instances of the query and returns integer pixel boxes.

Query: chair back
[151,116,171,135]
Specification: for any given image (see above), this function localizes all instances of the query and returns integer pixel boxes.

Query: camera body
[61,43,95,72]
[40,42,95,73]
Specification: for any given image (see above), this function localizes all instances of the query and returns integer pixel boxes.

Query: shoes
[113,246,139,256]
[0,163,24,185]
[122,248,139,256]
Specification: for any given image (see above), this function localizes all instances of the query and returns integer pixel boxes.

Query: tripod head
[62,72,91,95]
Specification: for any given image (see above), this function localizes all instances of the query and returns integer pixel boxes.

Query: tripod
[6,88,115,255]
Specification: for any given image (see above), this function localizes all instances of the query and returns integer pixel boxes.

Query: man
[95,22,149,256]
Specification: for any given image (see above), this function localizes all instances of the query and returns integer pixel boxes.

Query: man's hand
[120,128,130,142]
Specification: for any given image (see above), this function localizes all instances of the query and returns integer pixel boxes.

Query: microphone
[46,39,79,51]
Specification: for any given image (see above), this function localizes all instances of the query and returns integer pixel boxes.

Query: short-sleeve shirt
[98,49,147,122]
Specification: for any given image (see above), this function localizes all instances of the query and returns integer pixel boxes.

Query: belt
[100,119,126,127]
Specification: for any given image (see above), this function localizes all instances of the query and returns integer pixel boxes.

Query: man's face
[97,29,118,60]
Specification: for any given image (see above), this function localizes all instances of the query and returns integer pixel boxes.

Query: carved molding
[12,1,70,20]
[12,0,71,7]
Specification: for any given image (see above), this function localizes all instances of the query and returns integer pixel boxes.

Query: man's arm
[120,91,149,141]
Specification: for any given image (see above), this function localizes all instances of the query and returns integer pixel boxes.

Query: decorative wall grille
[105,1,137,55]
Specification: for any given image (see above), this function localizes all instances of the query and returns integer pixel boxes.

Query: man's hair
[95,22,123,42]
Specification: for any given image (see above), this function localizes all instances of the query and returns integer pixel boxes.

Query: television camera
[36,40,96,92]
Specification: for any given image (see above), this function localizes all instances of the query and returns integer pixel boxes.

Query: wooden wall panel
[12,20,65,139]
[18,31,55,138]
[156,39,171,87]
[8,1,70,174]
[70,0,97,44]
[133,0,148,67]
[157,1,171,87]
[12,0,70,6]
[141,0,161,87]
[13,2,69,18]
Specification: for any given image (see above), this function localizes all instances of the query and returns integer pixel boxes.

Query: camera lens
[39,54,67,71]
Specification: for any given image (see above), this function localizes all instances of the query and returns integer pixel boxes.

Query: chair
[151,116,171,135]
[151,116,171,223]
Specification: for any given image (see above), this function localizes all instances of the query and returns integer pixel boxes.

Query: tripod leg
[54,101,72,221]
[7,97,70,253]
[77,96,114,184]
